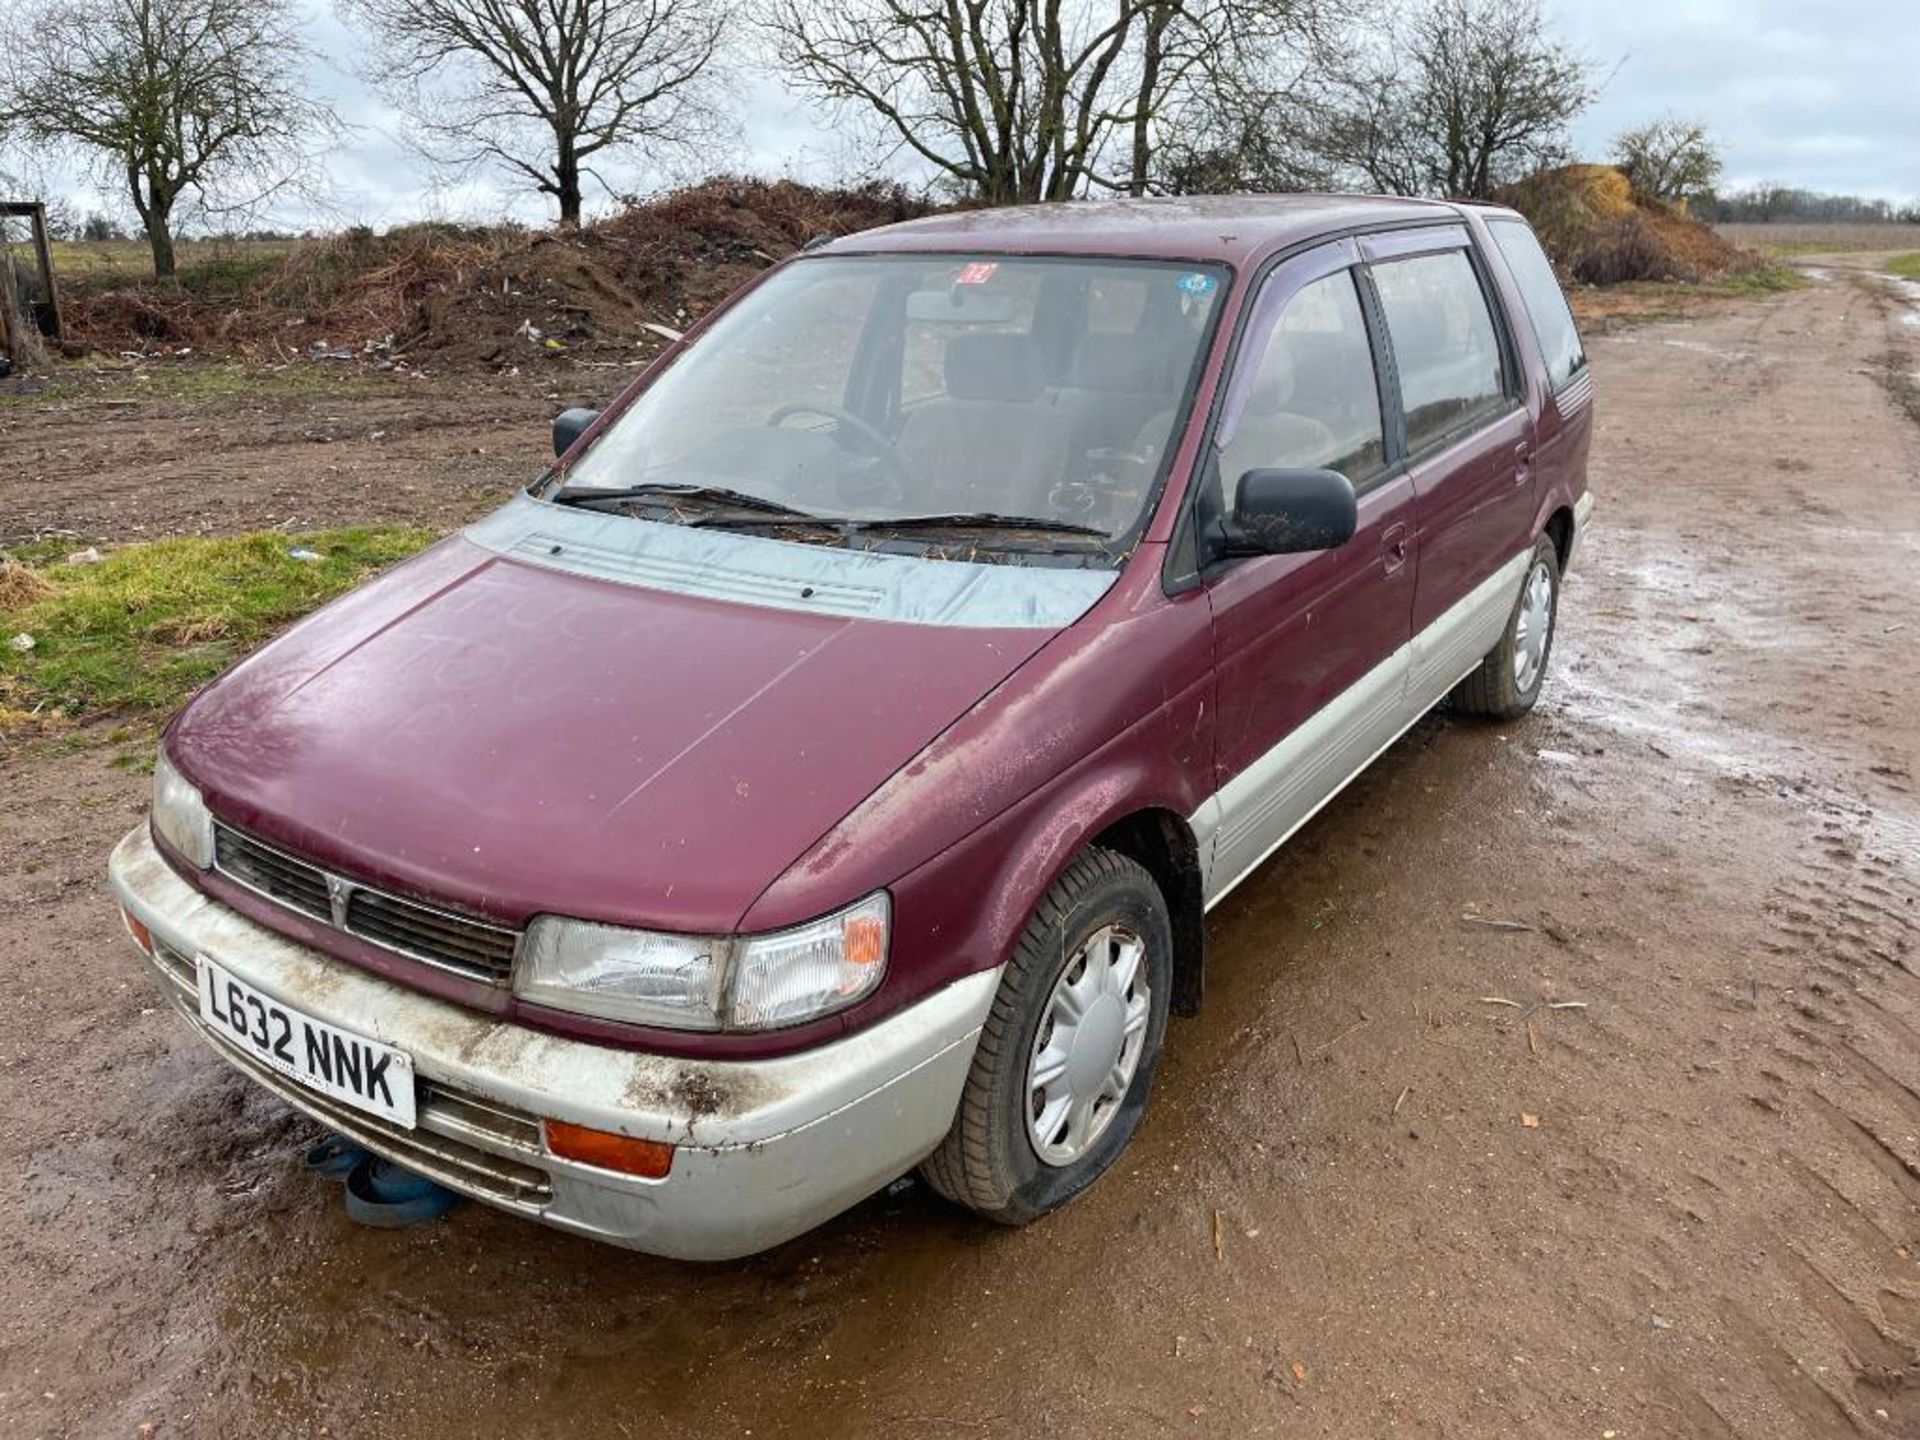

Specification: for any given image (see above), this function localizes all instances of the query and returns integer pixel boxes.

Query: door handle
[1513,440,1533,487]
[1381,522,1409,575]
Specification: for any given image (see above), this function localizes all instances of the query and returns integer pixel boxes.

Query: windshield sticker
[1177,272,1218,298]
[954,261,1000,285]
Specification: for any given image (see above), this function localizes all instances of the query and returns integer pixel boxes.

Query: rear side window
[1488,219,1586,391]
[1371,250,1509,454]
[1216,270,1385,500]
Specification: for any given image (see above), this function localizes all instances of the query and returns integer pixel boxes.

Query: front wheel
[920,848,1172,1225]
[1451,535,1560,720]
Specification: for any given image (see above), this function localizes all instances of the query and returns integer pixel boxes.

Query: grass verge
[0,528,438,733]
[1887,252,1920,280]
[1569,265,1807,333]
[1709,264,1809,298]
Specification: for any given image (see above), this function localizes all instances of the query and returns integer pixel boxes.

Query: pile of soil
[1497,164,1759,284]
[57,178,935,370]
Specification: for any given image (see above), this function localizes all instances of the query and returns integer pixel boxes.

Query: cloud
[11,0,1913,230]
[1550,0,1920,199]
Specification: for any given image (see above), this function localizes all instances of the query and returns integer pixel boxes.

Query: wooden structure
[0,201,63,370]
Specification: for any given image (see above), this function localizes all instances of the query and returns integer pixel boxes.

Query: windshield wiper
[689,509,1109,540]
[858,512,1110,538]
[547,482,812,517]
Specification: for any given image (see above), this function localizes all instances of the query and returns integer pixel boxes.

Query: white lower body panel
[1192,547,1532,908]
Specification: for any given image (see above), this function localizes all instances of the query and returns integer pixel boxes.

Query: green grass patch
[0,527,438,730]
[108,361,385,402]
[1887,252,1920,280]
[1708,265,1809,298]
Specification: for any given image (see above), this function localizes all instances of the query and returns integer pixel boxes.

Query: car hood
[171,500,1116,934]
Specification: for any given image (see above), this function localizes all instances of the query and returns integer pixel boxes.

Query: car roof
[821,193,1467,268]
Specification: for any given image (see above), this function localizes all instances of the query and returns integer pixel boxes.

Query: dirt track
[2,259,1918,1439]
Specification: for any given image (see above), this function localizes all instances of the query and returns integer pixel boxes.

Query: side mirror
[552,407,601,458]
[1222,467,1357,556]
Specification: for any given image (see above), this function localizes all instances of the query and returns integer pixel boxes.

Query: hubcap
[1026,924,1151,1167]
[1512,560,1555,693]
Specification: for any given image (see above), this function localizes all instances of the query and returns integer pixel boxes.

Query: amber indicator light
[544,1119,675,1179]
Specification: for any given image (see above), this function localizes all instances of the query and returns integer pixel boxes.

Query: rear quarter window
[1371,249,1510,454]
[1488,219,1587,391]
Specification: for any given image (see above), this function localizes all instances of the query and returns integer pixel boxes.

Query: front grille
[346,889,518,982]
[214,826,330,920]
[144,938,553,1209]
[212,822,521,985]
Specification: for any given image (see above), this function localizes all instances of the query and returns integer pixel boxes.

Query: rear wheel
[920,848,1172,1224]
[1451,534,1560,720]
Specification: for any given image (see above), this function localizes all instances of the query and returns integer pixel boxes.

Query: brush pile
[58,178,934,370]
[56,167,1756,368]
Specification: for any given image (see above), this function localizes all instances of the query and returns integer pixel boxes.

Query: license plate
[196,956,416,1128]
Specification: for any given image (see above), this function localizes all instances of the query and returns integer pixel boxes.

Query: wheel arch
[1543,503,1575,572]
[1086,807,1207,1018]
[909,772,1211,1028]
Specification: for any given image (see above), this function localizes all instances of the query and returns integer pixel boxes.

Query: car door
[1192,239,1418,905]
[1359,227,1538,705]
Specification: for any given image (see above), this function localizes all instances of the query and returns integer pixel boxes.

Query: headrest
[944,331,1045,402]
[1070,334,1175,395]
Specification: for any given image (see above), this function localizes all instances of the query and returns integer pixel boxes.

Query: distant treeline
[1695,186,1920,225]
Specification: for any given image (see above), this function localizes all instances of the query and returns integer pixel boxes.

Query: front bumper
[108,825,997,1260]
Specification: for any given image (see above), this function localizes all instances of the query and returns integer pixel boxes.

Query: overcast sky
[1552,0,1919,202]
[17,0,1919,231]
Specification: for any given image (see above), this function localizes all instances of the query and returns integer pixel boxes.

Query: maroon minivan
[110,196,1592,1258]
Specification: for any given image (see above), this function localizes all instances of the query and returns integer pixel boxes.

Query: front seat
[896,332,1069,517]
[1215,330,1338,499]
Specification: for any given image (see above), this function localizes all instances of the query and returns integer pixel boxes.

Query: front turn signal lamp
[543,1120,676,1179]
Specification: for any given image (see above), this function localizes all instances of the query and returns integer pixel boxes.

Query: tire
[920,847,1173,1225]
[1450,534,1561,721]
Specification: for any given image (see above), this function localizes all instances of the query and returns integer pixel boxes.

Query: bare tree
[1144,0,1359,195]
[1611,115,1720,204]
[345,0,731,226]
[0,0,324,278]
[1314,0,1596,199]
[1155,108,1337,196]
[761,0,1139,204]
[761,0,1350,206]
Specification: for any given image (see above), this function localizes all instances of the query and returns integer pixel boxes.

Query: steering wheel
[766,401,910,503]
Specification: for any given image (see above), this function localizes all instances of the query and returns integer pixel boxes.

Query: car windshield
[553,254,1227,559]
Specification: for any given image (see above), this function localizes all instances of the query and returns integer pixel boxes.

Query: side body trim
[1192,546,1530,907]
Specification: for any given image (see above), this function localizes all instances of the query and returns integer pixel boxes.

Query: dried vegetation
[56,178,934,370]
[1498,164,1758,283]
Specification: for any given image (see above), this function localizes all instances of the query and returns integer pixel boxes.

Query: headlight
[151,749,214,868]
[730,891,890,1029]
[516,920,726,1029]
[515,891,890,1032]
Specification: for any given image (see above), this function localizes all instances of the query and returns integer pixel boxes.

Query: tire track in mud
[1738,793,1920,1434]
